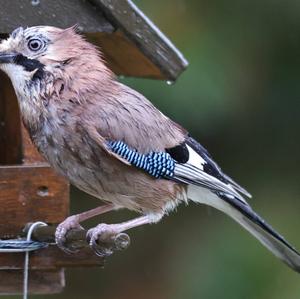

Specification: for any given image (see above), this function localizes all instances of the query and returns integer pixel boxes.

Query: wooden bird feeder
[0,0,188,295]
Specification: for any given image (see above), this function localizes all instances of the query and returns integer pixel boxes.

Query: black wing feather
[185,136,251,198]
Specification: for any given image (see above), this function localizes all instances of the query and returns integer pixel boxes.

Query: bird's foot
[55,215,84,254]
[87,223,130,257]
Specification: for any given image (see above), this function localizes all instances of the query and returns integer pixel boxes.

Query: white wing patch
[186,144,206,170]
[174,144,248,205]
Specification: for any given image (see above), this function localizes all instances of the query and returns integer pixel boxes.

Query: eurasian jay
[0,25,299,272]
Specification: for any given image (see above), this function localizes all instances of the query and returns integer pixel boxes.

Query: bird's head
[0,25,113,126]
[0,25,112,97]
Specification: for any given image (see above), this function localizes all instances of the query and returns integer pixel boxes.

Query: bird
[0,25,299,272]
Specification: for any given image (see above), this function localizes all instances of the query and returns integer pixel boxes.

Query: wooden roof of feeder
[0,0,188,81]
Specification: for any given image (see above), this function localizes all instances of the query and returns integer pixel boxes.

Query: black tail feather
[218,192,300,273]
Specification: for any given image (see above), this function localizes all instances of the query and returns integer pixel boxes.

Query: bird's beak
[0,52,17,64]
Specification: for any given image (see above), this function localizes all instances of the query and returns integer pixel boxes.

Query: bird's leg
[87,215,155,257]
[55,203,115,253]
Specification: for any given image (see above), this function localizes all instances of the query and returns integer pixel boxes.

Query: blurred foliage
[7,0,300,298]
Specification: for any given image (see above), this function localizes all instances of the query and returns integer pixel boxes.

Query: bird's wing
[101,137,249,204]
[85,83,250,201]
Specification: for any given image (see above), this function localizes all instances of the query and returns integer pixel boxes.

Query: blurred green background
[31,0,300,298]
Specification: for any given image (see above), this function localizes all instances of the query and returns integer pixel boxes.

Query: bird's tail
[188,185,300,273]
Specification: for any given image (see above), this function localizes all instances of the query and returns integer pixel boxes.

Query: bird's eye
[28,39,43,52]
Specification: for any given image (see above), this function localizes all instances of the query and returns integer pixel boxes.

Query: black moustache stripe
[14,54,44,79]
[14,54,44,71]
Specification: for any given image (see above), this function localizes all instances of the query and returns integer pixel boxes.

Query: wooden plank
[87,30,163,79]
[0,165,69,238]
[91,0,188,81]
[0,72,22,165]
[0,0,114,34]
[0,269,65,294]
[0,246,104,270]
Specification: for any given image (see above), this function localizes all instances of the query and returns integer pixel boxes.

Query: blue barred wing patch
[107,140,175,178]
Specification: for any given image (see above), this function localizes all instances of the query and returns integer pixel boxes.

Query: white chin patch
[0,63,28,92]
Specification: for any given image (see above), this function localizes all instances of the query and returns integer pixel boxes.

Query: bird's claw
[87,223,130,257]
[55,215,84,254]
